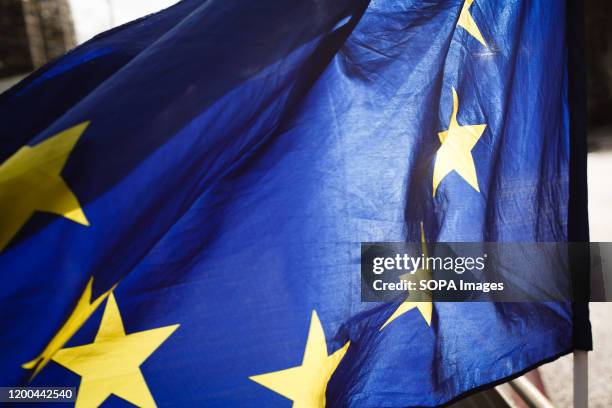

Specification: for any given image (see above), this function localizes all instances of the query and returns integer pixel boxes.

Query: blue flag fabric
[0,0,582,407]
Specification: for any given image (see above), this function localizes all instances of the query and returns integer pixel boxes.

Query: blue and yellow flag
[0,0,589,406]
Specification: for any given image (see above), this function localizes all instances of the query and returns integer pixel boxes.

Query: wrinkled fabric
[0,0,581,406]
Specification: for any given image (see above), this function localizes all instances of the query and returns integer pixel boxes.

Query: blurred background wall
[586,0,612,131]
[0,0,75,78]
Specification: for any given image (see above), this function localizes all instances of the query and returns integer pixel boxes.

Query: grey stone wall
[0,0,75,77]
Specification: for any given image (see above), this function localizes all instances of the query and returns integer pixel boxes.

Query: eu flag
[0,0,590,406]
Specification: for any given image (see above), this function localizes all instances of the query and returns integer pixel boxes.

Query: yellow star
[250,311,350,408]
[22,277,116,378]
[52,293,179,408]
[432,87,486,196]
[380,222,432,330]
[0,122,90,251]
[457,0,487,47]
[381,301,432,330]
